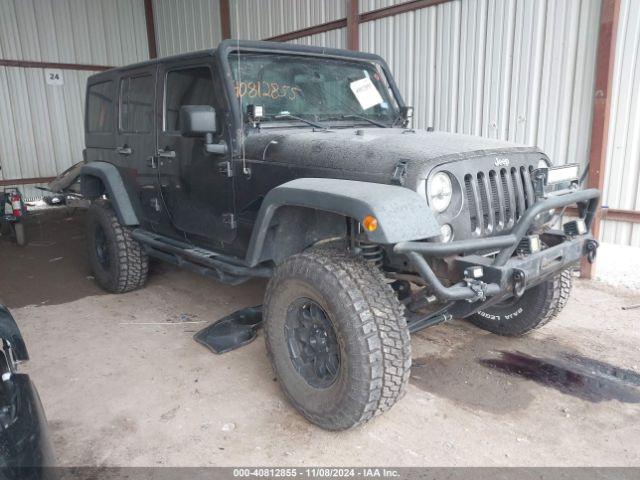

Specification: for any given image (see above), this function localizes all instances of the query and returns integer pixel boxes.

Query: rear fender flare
[80,162,139,226]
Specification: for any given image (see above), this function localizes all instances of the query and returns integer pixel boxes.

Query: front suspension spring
[357,241,384,267]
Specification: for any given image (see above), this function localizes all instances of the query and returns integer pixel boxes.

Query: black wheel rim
[94,224,110,269]
[284,298,341,389]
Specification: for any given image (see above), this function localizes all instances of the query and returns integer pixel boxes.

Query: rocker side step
[131,229,272,282]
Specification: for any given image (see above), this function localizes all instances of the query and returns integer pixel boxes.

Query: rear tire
[86,200,148,293]
[467,269,572,336]
[264,248,411,430]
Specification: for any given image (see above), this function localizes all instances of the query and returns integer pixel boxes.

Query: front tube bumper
[393,188,601,302]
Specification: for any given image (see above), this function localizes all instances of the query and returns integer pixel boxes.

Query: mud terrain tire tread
[264,247,411,430]
[86,200,148,293]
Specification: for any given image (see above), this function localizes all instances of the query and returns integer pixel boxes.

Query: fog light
[440,224,453,242]
[529,235,541,253]
[517,234,541,255]
[465,266,484,279]
[563,219,587,236]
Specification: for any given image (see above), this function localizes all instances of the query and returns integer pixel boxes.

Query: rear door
[156,60,236,245]
[114,66,173,233]
[85,76,117,162]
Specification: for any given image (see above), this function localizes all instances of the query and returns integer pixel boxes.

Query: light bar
[547,164,579,185]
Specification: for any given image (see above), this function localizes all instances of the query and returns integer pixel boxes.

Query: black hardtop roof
[88,39,387,84]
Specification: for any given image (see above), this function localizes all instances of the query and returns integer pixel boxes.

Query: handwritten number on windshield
[235,81,302,100]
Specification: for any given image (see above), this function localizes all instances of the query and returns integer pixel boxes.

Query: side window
[87,81,114,133]
[119,74,154,133]
[165,67,216,132]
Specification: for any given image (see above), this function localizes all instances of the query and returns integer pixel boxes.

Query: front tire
[264,248,411,430]
[468,269,573,336]
[86,200,149,293]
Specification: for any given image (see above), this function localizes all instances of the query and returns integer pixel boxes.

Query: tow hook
[585,239,599,263]
[512,268,526,297]
[465,279,488,302]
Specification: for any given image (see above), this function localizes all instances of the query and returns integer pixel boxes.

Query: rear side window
[119,74,154,133]
[165,67,215,132]
[87,81,114,133]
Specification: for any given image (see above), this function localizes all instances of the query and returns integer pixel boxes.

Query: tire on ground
[467,269,573,337]
[86,200,148,293]
[264,247,412,430]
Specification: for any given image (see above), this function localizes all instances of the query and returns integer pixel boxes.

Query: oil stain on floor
[479,351,640,403]
[411,325,640,412]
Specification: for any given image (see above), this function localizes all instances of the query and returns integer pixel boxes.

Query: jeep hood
[243,128,541,188]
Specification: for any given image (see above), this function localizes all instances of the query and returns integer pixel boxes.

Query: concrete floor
[1,207,639,466]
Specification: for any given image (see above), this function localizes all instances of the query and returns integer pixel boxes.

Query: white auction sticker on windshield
[350,77,383,110]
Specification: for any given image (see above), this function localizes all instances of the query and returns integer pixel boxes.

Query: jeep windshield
[229,53,400,128]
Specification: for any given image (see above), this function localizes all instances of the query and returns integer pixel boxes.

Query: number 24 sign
[45,69,64,86]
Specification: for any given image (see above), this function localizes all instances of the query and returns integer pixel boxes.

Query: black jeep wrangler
[75,40,599,430]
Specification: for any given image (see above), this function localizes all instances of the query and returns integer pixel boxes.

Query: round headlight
[428,172,453,213]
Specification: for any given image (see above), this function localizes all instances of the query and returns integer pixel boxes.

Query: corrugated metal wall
[153,0,222,57]
[0,0,149,65]
[230,0,346,40]
[0,67,94,198]
[601,0,640,246]
[0,0,149,199]
[359,0,601,171]
[359,0,410,13]
[288,28,347,49]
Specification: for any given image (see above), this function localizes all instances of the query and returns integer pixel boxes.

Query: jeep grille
[464,166,536,236]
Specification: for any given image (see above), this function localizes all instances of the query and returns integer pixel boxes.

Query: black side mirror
[179,105,217,137]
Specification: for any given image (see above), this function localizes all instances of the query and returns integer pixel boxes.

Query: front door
[156,61,236,246]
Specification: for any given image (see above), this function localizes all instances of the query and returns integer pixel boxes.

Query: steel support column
[581,0,622,279]
[347,0,360,51]
[143,0,158,59]
[220,0,231,40]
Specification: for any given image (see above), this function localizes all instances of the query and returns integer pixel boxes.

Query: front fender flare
[80,162,139,226]
[246,178,440,266]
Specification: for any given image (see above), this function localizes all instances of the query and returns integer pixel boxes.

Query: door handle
[157,149,176,159]
[116,146,132,156]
